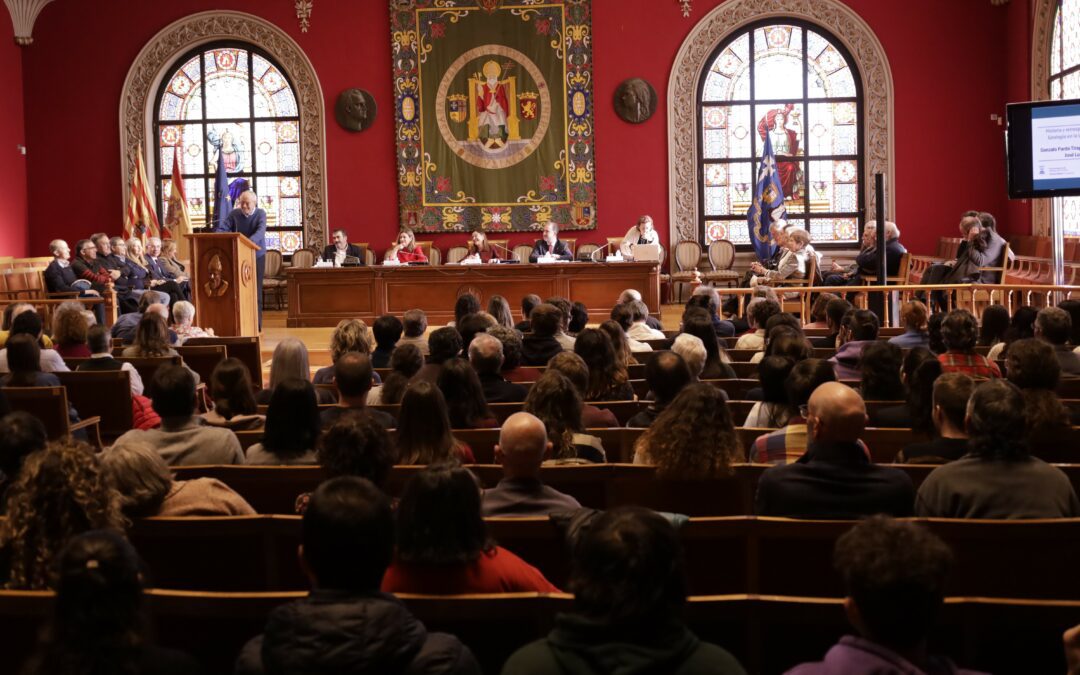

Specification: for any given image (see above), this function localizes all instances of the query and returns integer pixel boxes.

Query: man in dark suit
[215,189,268,328]
[922,213,1011,311]
[322,228,365,266]
[145,236,191,304]
[45,239,106,324]
[528,222,573,262]
[824,220,907,286]
[469,333,526,403]
[89,233,145,312]
[481,412,581,517]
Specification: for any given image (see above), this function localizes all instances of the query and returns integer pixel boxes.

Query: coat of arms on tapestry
[391,0,596,233]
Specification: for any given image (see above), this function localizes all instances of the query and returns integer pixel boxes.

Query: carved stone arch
[1031,0,1058,237]
[667,0,895,247]
[119,10,329,251]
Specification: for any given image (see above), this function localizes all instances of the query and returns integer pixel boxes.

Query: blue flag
[212,151,230,231]
[746,132,786,261]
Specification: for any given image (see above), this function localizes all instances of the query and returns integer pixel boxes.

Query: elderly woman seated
[747,226,814,287]
[171,300,213,345]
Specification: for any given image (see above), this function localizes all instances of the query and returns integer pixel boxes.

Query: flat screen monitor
[1006,98,1080,199]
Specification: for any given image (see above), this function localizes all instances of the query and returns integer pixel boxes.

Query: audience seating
[175,344,227,389]
[183,336,264,389]
[2,386,102,447]
[54,370,133,442]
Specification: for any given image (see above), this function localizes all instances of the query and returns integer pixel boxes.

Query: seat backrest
[263,249,283,277]
[290,248,315,269]
[560,238,576,255]
[708,239,736,271]
[3,386,72,439]
[513,244,533,264]
[674,241,702,272]
[117,355,183,392]
[182,336,263,389]
[577,243,599,261]
[175,344,227,388]
[428,244,442,265]
[55,370,133,440]
[979,241,1011,282]
[446,246,469,264]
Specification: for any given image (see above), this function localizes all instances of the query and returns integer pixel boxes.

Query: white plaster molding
[119,10,329,251]
[1031,0,1056,238]
[666,0,895,249]
[4,0,54,46]
[679,0,692,18]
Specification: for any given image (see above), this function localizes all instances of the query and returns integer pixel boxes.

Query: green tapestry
[391,0,596,233]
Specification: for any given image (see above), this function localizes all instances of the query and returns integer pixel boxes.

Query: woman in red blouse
[381,464,560,594]
[387,228,428,264]
[465,229,502,263]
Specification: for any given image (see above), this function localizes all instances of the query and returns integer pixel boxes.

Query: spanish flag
[164,150,193,260]
[123,152,161,245]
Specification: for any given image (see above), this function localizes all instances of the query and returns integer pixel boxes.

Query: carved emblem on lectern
[241,261,253,286]
[204,253,230,298]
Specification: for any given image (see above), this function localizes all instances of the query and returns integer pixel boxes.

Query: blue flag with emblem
[746,132,786,261]
[211,152,230,231]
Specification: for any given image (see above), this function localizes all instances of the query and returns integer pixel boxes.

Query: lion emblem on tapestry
[391,0,596,233]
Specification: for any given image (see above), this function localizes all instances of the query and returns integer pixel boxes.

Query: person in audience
[237,477,481,674]
[438,357,498,429]
[258,337,334,405]
[320,352,395,430]
[515,293,542,332]
[171,300,212,344]
[2,334,85,439]
[397,381,475,464]
[823,220,906,288]
[201,357,263,431]
[830,309,880,380]
[121,311,201,384]
[671,333,707,382]
[568,301,589,335]
[0,310,68,373]
[128,237,184,308]
[804,292,838,329]
[575,328,634,401]
[298,414,396,513]
[1059,299,1080,350]
[619,288,665,330]
[735,298,781,350]
[109,290,172,344]
[889,300,931,349]
[44,239,106,324]
[521,303,564,366]
[917,379,1079,518]
[755,382,914,518]
[398,308,430,355]
[546,296,577,350]
[1006,338,1073,436]
[860,341,905,402]
[145,236,191,303]
[927,312,946,355]
[470,332,526,403]
[681,307,736,379]
[96,235,141,308]
[787,516,976,675]
[938,309,1001,378]
[386,227,428,263]
[691,285,738,336]
[599,318,641,368]
[20,531,202,674]
[547,351,618,428]
[633,383,740,479]
[70,238,121,304]
[744,356,796,427]
[628,351,692,428]
[748,321,811,365]
[372,342,424,405]
[483,412,582,517]
[1036,306,1080,375]
[383,464,560,594]
[0,439,125,589]
[102,440,255,517]
[608,303,652,353]
[487,294,515,329]
[502,507,746,675]
[525,370,605,463]
[413,326,463,384]
[987,305,1038,361]
[313,318,374,385]
[114,365,243,465]
[489,324,541,383]
[451,294,481,329]
[811,297,853,349]
[0,412,46,510]
[77,324,145,395]
[896,373,974,464]
[158,238,187,278]
[529,222,574,262]
[371,311,406,365]
[626,300,665,341]
[456,311,497,353]
[247,378,321,465]
[51,303,91,358]
[923,213,1011,312]
[0,303,45,348]
[978,303,1010,349]
[875,350,941,432]
[748,226,813,288]
[749,359,840,465]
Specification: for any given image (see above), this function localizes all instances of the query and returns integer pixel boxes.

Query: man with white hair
[671,333,707,380]
[145,236,192,304]
[482,412,581,517]
[110,291,175,344]
[617,289,663,330]
[824,220,906,287]
[215,189,267,328]
[469,332,526,403]
[44,239,106,324]
[172,300,214,344]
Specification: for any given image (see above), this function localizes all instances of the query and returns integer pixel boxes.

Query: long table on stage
[285,262,661,327]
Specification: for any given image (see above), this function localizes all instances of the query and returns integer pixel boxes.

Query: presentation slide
[1032,103,1080,191]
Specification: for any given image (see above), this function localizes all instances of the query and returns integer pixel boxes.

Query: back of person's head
[468,332,503,375]
[11,309,42,339]
[1003,305,1039,348]
[380,343,424,405]
[100,441,173,518]
[427,326,463,364]
[809,293,838,323]
[372,315,403,350]
[53,305,89,347]
[497,412,549,475]
[899,300,928,333]
[209,358,256,420]
[691,286,722,315]
[487,295,515,329]
[941,309,978,352]
[764,312,802,337]
[927,313,946,354]
[487,324,524,371]
[334,351,374,398]
[646,351,691,405]
[329,319,372,363]
[396,381,457,464]
[317,413,395,487]
[907,355,944,437]
[568,302,589,334]
[1,303,28,331]
[524,370,583,458]
[598,320,634,368]
[903,346,936,385]
[808,381,867,444]
[846,309,880,342]
[618,289,642,305]
[834,516,953,651]
[570,507,686,628]
[1057,299,1080,345]
[6,334,41,384]
[402,309,427,338]
[132,312,170,356]
[758,356,795,405]
[967,379,1029,460]
[860,341,905,401]
[171,300,195,326]
[263,378,321,458]
[546,351,590,397]
[627,300,650,323]
[1035,306,1072,346]
[933,373,974,432]
[825,298,853,331]
[87,324,111,355]
[1007,337,1060,391]
[979,304,1010,346]
[574,328,626,399]
[978,211,997,232]
[0,412,47,481]
[765,330,812,362]
[437,357,491,428]
[680,307,722,364]
[639,383,738,478]
[303,477,393,591]
[671,333,707,378]
[454,293,481,325]
[136,292,161,314]
[749,299,781,330]
[269,337,310,389]
[786,359,837,408]
[396,464,490,565]
[609,302,634,331]
[546,297,572,331]
[520,294,542,319]
[457,311,497,351]
[150,365,196,418]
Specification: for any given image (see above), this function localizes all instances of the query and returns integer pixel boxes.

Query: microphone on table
[590,241,616,262]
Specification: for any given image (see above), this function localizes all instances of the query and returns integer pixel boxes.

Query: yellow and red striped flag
[123,151,161,245]
[164,149,192,259]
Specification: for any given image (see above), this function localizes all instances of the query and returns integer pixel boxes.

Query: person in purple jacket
[786,516,987,675]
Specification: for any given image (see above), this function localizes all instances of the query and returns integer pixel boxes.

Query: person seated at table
[396,381,475,464]
[823,220,906,287]
[382,463,560,595]
[121,312,200,384]
[201,357,264,431]
[895,373,974,464]
[171,300,213,345]
[529,222,573,262]
[51,302,91,358]
[321,228,364,266]
[0,310,68,373]
[464,228,503,263]
[482,412,582,517]
[44,239,105,324]
[525,370,606,464]
[247,378,322,465]
[321,352,395,430]
[386,227,428,264]
[618,214,660,259]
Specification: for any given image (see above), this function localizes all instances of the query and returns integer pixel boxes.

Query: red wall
[21,0,1026,258]
[0,22,28,257]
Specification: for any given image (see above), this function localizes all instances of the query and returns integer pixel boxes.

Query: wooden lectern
[187,232,260,337]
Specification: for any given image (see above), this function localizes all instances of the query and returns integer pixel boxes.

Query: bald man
[481,412,581,517]
[469,332,526,403]
[754,382,914,519]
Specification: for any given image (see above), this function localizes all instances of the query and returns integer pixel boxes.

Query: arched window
[697,21,863,248]
[1050,0,1080,235]
[154,42,304,253]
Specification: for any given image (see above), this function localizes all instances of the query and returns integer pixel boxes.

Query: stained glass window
[154,43,304,254]
[1051,0,1080,236]
[698,22,863,248]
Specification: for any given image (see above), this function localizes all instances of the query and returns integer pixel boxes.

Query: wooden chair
[2,386,102,447]
[182,336,264,390]
[669,241,703,302]
[117,355,182,391]
[859,251,911,325]
[262,249,286,309]
[959,242,1013,317]
[55,370,133,442]
[704,239,740,288]
[513,244,533,264]
[289,248,316,269]
[173,465,320,515]
[576,242,600,261]
[446,246,469,263]
[772,253,817,318]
